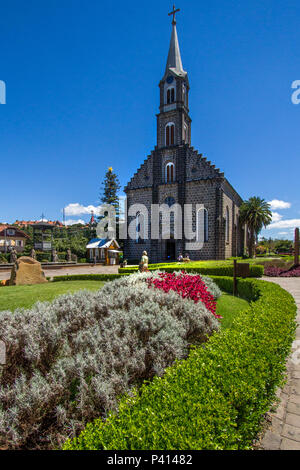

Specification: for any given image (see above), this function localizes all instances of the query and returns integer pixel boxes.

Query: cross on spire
[168,4,180,25]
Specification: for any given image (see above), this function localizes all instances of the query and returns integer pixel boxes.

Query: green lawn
[121,257,278,270]
[216,292,250,329]
[0,281,249,330]
[0,281,105,312]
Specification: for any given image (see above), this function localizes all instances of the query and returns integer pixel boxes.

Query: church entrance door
[165,240,176,261]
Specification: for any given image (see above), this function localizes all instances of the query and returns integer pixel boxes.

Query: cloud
[64,203,100,216]
[64,219,86,226]
[278,231,288,235]
[268,199,291,210]
[267,219,300,229]
[271,212,283,223]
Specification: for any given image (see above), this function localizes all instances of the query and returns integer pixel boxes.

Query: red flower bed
[265,265,300,277]
[147,272,221,319]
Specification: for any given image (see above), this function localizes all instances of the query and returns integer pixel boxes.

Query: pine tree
[100,167,121,211]
[99,167,121,239]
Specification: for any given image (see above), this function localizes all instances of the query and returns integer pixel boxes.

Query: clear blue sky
[1,0,299,239]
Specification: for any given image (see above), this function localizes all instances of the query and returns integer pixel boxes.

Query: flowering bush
[264,265,300,277]
[0,273,218,449]
[147,271,222,319]
[64,278,297,451]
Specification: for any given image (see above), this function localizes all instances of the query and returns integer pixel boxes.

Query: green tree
[239,197,272,258]
[274,239,293,253]
[100,167,121,211]
[99,167,121,239]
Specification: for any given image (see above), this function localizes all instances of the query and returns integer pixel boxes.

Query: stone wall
[123,188,152,262]
[123,144,244,262]
[184,180,220,260]
[125,154,154,191]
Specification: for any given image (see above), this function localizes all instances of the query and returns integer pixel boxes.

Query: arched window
[136,212,145,243]
[197,208,209,243]
[166,123,175,146]
[167,89,171,104]
[184,124,188,142]
[166,87,175,104]
[171,87,175,102]
[225,207,230,243]
[165,162,175,183]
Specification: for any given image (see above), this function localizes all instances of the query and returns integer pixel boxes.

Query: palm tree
[239,197,272,258]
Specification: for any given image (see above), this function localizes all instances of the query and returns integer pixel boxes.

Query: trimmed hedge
[209,275,261,302]
[119,264,264,278]
[63,277,296,450]
[0,273,219,449]
[52,273,129,282]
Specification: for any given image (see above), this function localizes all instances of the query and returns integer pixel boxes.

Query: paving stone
[290,394,300,404]
[285,412,300,428]
[280,438,300,450]
[279,392,289,406]
[269,416,284,434]
[282,423,300,442]
[290,380,300,396]
[261,430,281,450]
[287,402,300,415]
[282,384,291,395]
[270,403,285,421]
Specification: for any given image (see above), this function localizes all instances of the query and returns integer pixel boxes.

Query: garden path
[0,264,119,281]
[261,277,300,450]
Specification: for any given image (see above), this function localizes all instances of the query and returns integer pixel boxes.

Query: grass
[0,279,249,331]
[216,292,250,329]
[0,281,105,312]
[125,257,278,269]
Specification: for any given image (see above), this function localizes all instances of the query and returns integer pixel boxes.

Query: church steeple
[157,6,191,149]
[163,12,187,80]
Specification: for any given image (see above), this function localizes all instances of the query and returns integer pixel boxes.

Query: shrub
[256,259,294,270]
[52,273,129,282]
[147,272,221,318]
[265,265,300,277]
[0,273,218,449]
[36,252,51,263]
[64,278,296,450]
[0,254,9,264]
[119,264,264,278]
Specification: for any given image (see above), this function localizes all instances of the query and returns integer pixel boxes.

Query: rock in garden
[9,256,47,286]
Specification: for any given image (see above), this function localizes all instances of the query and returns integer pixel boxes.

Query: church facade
[124,15,244,263]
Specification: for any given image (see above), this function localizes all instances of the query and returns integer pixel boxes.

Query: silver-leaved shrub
[0,273,219,449]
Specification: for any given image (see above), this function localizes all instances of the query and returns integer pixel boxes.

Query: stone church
[124,12,244,263]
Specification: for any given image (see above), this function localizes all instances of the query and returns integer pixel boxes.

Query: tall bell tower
[157,5,191,149]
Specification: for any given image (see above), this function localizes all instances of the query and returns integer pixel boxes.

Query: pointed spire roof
[163,22,187,80]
